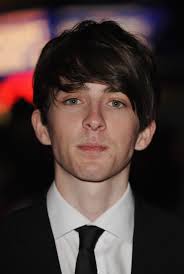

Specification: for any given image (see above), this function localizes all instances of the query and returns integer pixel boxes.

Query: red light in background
[0,70,33,113]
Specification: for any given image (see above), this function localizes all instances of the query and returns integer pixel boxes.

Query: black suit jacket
[0,195,184,274]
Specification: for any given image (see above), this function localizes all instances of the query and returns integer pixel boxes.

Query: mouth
[77,144,108,152]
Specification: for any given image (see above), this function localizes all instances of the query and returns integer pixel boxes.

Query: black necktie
[75,225,104,274]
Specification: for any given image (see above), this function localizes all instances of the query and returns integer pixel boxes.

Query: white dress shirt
[47,182,134,274]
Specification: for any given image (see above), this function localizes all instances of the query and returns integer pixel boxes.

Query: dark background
[0,0,184,218]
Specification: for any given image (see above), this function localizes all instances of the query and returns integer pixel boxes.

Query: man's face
[32,83,155,182]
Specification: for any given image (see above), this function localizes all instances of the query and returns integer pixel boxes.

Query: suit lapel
[131,196,152,274]
[26,199,62,274]
[131,196,168,274]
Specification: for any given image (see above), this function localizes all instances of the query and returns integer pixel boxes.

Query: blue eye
[110,100,124,108]
[63,98,81,105]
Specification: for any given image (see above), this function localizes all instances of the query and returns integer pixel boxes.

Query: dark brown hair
[33,19,159,130]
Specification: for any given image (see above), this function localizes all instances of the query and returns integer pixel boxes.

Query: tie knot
[76,225,104,250]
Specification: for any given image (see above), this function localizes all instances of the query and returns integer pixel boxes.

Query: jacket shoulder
[0,199,60,274]
[132,197,184,273]
[0,199,47,234]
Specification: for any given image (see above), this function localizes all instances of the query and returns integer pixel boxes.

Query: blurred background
[0,0,184,218]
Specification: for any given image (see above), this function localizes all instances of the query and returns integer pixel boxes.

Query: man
[0,19,184,274]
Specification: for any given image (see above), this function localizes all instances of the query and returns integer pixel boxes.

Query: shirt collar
[47,182,134,242]
[93,184,134,242]
[47,183,90,240]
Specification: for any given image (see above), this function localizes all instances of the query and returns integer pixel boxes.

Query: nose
[82,104,106,131]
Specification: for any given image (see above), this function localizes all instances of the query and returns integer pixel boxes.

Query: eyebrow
[60,85,124,94]
[104,87,119,93]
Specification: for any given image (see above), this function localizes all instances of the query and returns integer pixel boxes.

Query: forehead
[78,82,111,93]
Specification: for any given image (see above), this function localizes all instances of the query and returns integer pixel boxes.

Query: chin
[77,176,108,183]
[74,169,113,183]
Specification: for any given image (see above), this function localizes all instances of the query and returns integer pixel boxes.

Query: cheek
[49,110,81,135]
[48,120,81,153]
[108,117,139,148]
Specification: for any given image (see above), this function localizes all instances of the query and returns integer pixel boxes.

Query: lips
[77,144,108,152]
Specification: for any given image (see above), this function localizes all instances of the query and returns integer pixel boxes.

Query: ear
[31,109,51,145]
[135,120,156,151]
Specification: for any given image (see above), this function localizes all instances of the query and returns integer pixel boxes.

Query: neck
[55,168,129,221]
